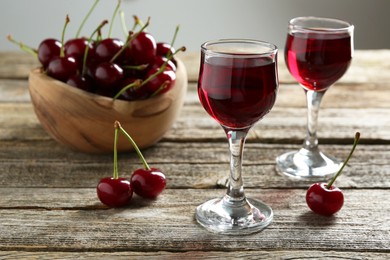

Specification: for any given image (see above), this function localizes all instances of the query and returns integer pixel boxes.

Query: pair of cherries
[97,121,166,208]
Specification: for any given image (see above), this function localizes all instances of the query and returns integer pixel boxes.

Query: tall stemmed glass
[196,39,278,234]
[276,17,354,181]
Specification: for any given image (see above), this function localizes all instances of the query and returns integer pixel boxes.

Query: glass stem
[303,89,325,150]
[224,128,249,202]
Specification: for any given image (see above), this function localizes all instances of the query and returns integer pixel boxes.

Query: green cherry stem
[110,17,150,63]
[75,0,100,38]
[114,121,151,170]
[7,35,38,58]
[60,15,71,58]
[108,0,121,38]
[81,20,108,76]
[112,79,142,100]
[119,10,128,36]
[327,132,361,189]
[113,122,120,179]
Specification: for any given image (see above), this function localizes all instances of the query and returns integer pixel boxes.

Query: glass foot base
[276,148,342,181]
[195,196,273,235]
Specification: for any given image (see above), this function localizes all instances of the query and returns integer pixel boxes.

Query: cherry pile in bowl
[45,25,180,101]
[9,0,184,102]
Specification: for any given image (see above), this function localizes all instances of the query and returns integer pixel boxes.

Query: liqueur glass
[196,39,278,234]
[276,17,354,181]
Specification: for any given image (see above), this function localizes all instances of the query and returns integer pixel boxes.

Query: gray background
[1,0,389,52]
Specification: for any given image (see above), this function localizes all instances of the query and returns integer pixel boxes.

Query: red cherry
[306,183,344,216]
[131,168,167,199]
[46,56,78,82]
[156,42,175,57]
[305,132,360,216]
[144,67,176,96]
[128,32,157,65]
[66,74,95,92]
[95,38,124,63]
[148,56,176,72]
[93,62,124,89]
[118,77,148,100]
[114,121,167,199]
[38,38,62,68]
[64,38,95,69]
[97,177,133,207]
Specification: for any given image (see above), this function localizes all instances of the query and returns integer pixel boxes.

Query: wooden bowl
[28,59,187,153]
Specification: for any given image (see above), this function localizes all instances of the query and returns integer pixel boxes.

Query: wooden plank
[0,189,388,252]
[0,251,388,259]
[0,141,388,189]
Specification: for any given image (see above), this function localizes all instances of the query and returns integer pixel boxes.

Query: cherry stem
[327,132,361,189]
[144,46,186,97]
[113,123,119,179]
[150,80,170,97]
[110,17,150,63]
[115,121,151,170]
[166,25,180,58]
[108,0,121,38]
[131,15,145,31]
[60,15,71,58]
[143,47,185,88]
[7,35,38,58]
[81,20,108,76]
[119,10,128,36]
[112,79,142,100]
[76,0,100,38]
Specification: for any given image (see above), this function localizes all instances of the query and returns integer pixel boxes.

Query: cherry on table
[115,121,167,199]
[97,177,133,208]
[131,168,167,199]
[96,121,133,208]
[306,132,360,216]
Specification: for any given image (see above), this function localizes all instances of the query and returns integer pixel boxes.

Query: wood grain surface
[0,50,389,259]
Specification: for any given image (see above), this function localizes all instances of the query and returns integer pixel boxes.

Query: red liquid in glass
[198,56,278,129]
[285,32,352,91]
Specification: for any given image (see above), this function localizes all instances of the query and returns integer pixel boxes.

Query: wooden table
[0,50,389,259]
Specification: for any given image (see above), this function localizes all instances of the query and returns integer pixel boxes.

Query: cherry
[97,177,133,208]
[93,61,124,89]
[148,56,176,72]
[97,120,133,208]
[38,38,62,68]
[66,74,94,92]
[115,121,167,199]
[144,67,176,96]
[46,15,78,82]
[127,31,157,65]
[64,38,95,69]
[306,132,360,216]
[156,42,175,57]
[131,168,167,199]
[94,38,124,63]
[47,56,78,82]
[116,78,146,101]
